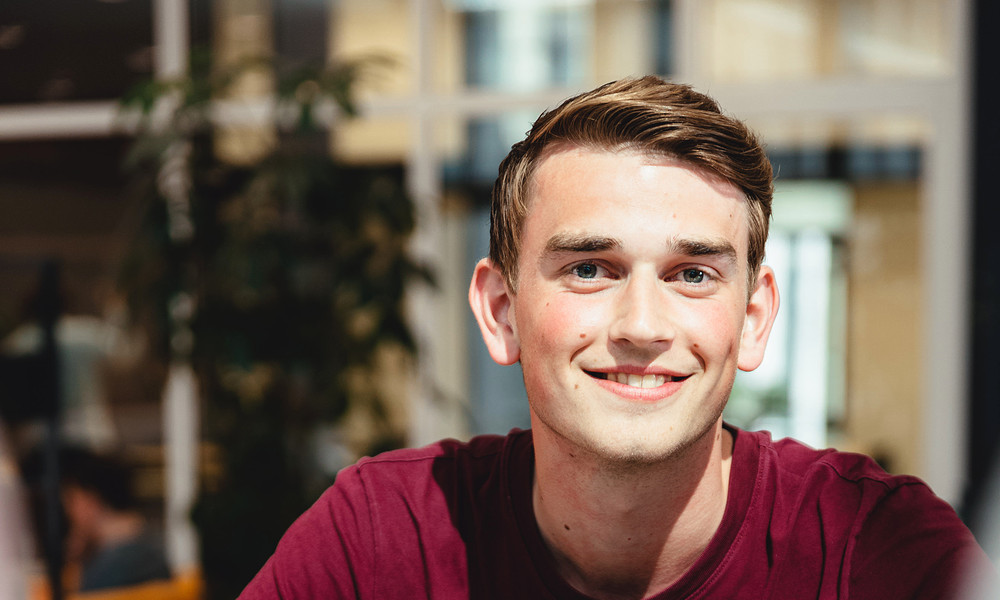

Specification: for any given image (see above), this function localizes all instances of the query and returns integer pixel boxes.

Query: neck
[532,421,733,600]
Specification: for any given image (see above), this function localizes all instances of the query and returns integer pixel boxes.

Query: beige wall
[213,0,277,165]
[701,0,953,81]
[592,1,655,82]
[845,181,923,476]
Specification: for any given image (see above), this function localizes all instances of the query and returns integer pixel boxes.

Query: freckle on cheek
[579,333,586,339]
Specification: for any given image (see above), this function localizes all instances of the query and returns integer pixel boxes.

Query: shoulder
[336,429,524,497]
[239,430,530,599]
[736,429,990,598]
[742,428,919,499]
[752,430,955,540]
[354,430,515,470]
[734,428,925,555]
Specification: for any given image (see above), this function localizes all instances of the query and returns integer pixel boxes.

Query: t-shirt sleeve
[848,482,996,599]
[238,465,375,600]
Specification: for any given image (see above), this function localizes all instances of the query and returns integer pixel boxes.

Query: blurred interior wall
[847,181,922,476]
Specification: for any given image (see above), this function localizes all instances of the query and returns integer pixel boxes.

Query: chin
[594,436,694,468]
[562,408,726,468]
[561,422,711,470]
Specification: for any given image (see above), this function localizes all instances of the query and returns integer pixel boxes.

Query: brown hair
[489,76,773,294]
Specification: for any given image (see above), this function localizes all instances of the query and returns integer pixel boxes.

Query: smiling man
[239,77,992,599]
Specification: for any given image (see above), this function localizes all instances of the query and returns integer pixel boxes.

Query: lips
[584,370,691,388]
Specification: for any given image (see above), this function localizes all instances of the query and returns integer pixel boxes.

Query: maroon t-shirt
[239,427,990,599]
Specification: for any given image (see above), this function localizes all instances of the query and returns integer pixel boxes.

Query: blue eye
[682,269,705,284]
[574,263,599,279]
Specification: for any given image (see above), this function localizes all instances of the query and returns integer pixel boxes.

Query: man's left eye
[573,263,599,279]
[681,269,706,284]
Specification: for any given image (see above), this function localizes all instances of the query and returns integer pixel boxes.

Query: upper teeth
[605,373,669,388]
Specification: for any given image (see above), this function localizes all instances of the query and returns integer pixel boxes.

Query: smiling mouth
[584,371,691,388]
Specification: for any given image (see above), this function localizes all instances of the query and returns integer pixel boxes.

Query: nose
[608,273,676,347]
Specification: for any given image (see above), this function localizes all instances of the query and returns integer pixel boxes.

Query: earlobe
[738,266,780,372]
[469,258,521,365]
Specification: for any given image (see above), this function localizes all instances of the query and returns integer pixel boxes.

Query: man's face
[504,147,771,464]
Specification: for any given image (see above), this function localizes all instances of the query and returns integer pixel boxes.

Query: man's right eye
[573,263,599,279]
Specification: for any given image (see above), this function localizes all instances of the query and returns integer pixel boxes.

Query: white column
[921,0,972,506]
[154,0,189,79]
[154,0,200,571]
[162,362,200,571]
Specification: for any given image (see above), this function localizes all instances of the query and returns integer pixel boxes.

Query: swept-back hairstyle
[489,76,773,294]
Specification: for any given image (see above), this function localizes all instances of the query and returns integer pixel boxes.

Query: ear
[469,258,520,365]
[738,265,780,372]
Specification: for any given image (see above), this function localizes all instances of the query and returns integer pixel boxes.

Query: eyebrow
[543,233,622,255]
[668,237,738,264]
[543,232,738,264]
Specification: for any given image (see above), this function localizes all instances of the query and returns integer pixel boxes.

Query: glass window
[461,3,590,90]
[723,112,928,477]
[436,0,673,93]
[726,181,852,449]
[438,111,540,435]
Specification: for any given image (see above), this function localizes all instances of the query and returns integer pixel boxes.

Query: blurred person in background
[21,445,172,594]
[59,446,170,592]
[239,76,993,599]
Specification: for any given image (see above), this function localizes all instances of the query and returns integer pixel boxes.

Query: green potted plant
[118,52,430,598]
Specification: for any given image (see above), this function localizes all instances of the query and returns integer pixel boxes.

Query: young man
[239,77,991,599]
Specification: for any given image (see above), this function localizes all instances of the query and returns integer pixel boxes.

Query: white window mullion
[154,0,200,575]
[407,0,467,446]
[0,102,118,140]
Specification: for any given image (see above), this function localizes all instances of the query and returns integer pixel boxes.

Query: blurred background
[0,0,997,598]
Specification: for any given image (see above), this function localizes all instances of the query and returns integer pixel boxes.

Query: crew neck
[505,425,761,599]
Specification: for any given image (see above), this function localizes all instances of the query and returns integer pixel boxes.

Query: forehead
[527,144,741,206]
[526,147,747,232]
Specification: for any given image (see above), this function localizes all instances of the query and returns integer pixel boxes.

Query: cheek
[517,293,605,355]
[543,294,606,339]
[676,300,745,355]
